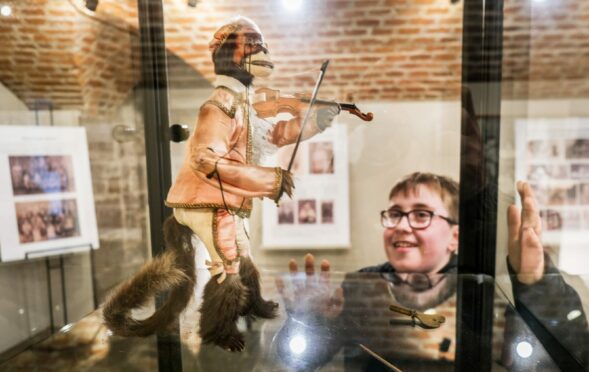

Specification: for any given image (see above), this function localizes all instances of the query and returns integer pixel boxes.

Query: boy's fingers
[304,253,315,276]
[320,259,331,285]
[507,205,521,247]
[333,286,344,306]
[288,259,298,274]
[521,193,541,234]
[275,276,285,294]
[516,180,524,195]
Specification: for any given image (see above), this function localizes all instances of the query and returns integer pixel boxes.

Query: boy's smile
[384,184,458,274]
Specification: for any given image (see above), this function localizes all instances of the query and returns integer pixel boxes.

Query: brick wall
[84,113,150,299]
[502,0,589,99]
[0,0,140,119]
[1,0,588,116]
[160,0,464,101]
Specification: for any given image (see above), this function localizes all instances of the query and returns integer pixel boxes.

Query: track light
[1,4,12,16]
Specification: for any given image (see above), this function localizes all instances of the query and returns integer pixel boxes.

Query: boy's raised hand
[276,253,344,320]
[507,181,545,284]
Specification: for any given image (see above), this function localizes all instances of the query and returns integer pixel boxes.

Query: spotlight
[0,5,12,17]
[289,335,307,355]
[516,341,533,359]
[281,0,303,12]
[85,0,98,11]
[187,0,198,7]
[567,309,582,321]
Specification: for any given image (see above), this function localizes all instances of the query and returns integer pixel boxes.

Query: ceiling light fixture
[281,0,303,12]
[0,5,12,17]
[187,0,198,7]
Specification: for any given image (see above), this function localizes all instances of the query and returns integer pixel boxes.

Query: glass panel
[0,272,570,371]
[0,0,155,365]
[497,0,589,370]
[161,1,465,370]
[12,0,589,370]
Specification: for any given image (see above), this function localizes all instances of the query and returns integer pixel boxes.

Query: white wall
[167,92,589,288]
[250,100,462,271]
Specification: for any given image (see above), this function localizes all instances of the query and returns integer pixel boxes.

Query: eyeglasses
[380,209,457,230]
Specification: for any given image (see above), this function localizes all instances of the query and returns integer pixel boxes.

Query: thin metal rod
[358,343,403,372]
[59,255,68,324]
[89,246,98,309]
[287,60,330,172]
[45,258,55,333]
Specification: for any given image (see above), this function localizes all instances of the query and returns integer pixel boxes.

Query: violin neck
[339,103,357,111]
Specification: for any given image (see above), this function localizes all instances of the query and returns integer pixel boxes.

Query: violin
[252,87,373,122]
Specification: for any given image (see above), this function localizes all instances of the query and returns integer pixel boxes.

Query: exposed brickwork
[0,0,139,119]
[502,0,589,99]
[1,0,588,114]
[159,0,463,101]
[85,118,150,301]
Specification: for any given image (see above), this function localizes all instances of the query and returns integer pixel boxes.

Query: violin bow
[287,59,330,172]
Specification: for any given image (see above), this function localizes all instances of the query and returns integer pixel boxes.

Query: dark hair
[389,172,459,221]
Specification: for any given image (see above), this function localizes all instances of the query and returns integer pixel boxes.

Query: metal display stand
[23,244,97,332]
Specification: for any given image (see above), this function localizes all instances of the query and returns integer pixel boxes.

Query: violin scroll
[339,103,373,122]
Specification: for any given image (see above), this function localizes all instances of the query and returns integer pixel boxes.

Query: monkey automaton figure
[102,16,340,352]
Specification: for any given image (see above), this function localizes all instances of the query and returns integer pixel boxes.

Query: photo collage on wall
[9,155,81,244]
[262,124,350,249]
[0,126,99,262]
[519,122,589,234]
[276,141,336,226]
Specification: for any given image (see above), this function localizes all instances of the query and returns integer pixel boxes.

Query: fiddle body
[253,87,373,122]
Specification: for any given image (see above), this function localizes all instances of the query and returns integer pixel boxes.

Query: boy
[277,172,589,370]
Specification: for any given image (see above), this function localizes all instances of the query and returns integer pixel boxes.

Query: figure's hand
[507,181,544,284]
[276,254,344,320]
[316,106,340,132]
[275,168,294,202]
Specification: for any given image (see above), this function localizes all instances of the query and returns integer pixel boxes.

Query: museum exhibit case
[0,0,588,371]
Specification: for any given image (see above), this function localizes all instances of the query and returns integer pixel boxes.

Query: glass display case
[0,0,588,371]
[1,271,586,371]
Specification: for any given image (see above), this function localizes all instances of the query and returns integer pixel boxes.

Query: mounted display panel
[515,118,589,275]
[262,123,350,249]
[0,126,99,261]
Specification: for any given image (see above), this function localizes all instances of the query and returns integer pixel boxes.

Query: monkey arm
[190,105,282,200]
[268,107,321,147]
[269,105,340,147]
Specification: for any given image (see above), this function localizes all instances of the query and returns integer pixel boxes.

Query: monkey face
[233,32,274,78]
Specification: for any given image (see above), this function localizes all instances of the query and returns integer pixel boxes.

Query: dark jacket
[275,255,589,371]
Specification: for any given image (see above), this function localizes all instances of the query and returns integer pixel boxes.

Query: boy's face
[383,184,458,274]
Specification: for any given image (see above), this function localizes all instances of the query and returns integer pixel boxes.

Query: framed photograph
[515,118,589,274]
[0,126,99,261]
[262,124,350,249]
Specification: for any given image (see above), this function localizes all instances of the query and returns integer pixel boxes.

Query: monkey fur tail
[102,216,196,337]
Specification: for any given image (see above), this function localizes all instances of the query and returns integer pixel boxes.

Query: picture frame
[262,124,350,249]
[0,125,99,261]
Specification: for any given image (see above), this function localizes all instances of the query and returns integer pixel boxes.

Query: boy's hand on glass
[275,253,344,321]
[507,181,545,284]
